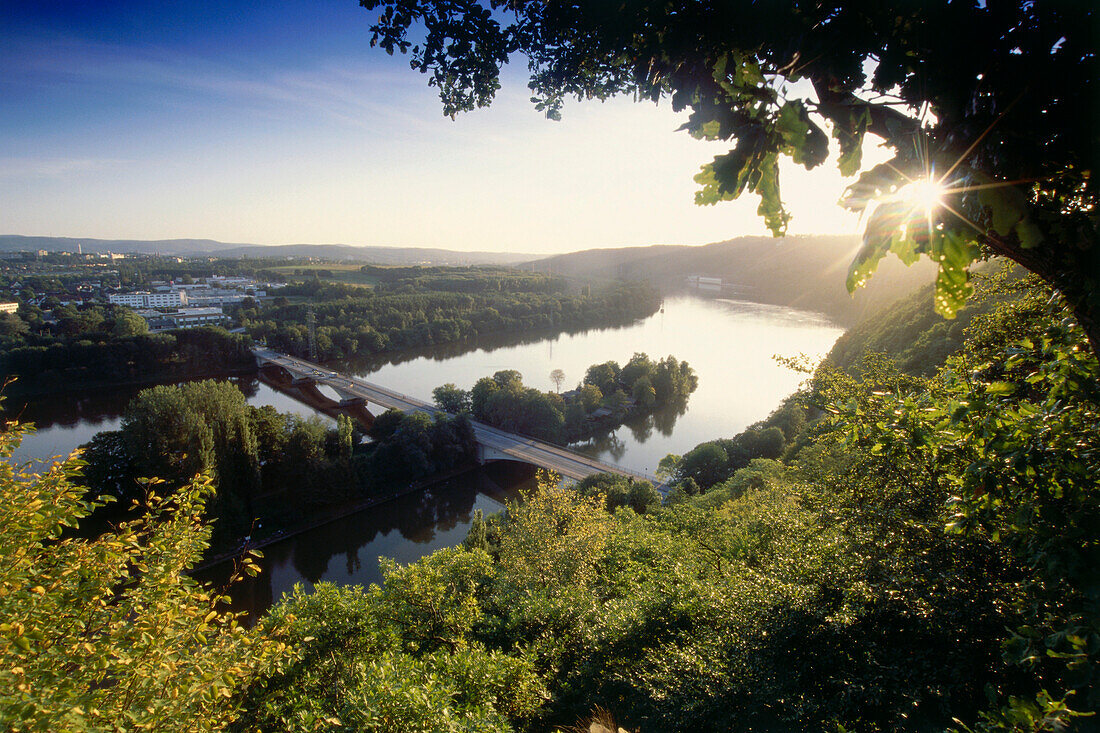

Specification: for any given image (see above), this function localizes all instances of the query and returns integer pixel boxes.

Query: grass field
[264,264,379,287]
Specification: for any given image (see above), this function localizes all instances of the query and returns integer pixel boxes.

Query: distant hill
[0,235,536,267]
[527,235,939,325]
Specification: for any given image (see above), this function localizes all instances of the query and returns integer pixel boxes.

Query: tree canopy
[360,0,1099,348]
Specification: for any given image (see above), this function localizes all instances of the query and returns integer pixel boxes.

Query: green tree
[120,380,260,539]
[336,413,355,460]
[362,1,1100,350]
[239,574,543,731]
[821,292,1100,728]
[491,369,523,390]
[620,352,656,389]
[494,476,612,625]
[631,375,657,407]
[470,376,500,420]
[368,407,407,441]
[584,361,620,395]
[463,508,489,552]
[0,423,286,731]
[626,481,660,514]
[677,441,730,490]
[0,313,29,342]
[578,383,602,412]
[432,382,471,413]
[111,308,149,338]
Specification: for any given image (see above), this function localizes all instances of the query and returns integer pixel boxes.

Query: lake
[8,295,843,615]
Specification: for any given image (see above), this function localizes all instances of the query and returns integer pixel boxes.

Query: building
[135,306,228,331]
[0,302,18,314]
[108,291,189,308]
[184,291,255,307]
[685,275,724,292]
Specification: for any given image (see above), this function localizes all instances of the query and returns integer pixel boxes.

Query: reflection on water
[333,312,655,375]
[6,295,843,618]
[198,462,537,621]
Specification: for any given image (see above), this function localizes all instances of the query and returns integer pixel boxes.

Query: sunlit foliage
[0,424,286,730]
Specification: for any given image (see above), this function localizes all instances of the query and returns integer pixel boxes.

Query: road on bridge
[253,347,662,488]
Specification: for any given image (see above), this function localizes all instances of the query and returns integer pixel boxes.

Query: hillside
[0,235,535,266]
[529,235,939,325]
[825,262,1025,376]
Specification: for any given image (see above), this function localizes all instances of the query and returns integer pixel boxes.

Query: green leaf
[694,138,757,205]
[848,200,922,292]
[1015,217,1044,249]
[931,230,980,318]
[977,184,1028,236]
[775,101,828,169]
[835,106,872,177]
[752,151,790,235]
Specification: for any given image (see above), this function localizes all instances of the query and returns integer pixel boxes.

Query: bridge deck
[253,347,661,487]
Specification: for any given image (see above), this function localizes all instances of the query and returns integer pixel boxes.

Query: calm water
[7,295,842,615]
[340,295,842,474]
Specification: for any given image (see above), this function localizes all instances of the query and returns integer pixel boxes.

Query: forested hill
[0,235,533,266]
[528,235,938,325]
[826,263,1023,377]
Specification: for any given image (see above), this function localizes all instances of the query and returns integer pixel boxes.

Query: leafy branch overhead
[359,0,1099,348]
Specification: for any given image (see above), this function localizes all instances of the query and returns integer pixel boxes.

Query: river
[7,295,842,615]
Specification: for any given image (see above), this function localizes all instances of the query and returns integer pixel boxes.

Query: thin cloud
[0,157,130,179]
[5,36,442,132]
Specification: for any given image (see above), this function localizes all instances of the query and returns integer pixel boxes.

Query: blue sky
[1,0,885,253]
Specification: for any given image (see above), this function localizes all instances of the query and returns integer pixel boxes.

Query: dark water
[7,295,841,617]
[197,462,538,618]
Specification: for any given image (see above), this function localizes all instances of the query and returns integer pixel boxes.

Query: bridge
[252,347,662,488]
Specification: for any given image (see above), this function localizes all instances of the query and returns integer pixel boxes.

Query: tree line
[359,264,569,295]
[237,278,661,361]
[0,300,254,396]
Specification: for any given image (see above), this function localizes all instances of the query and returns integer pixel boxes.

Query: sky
[1,0,891,254]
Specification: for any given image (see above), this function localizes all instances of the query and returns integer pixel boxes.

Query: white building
[0,302,18,314]
[109,291,189,308]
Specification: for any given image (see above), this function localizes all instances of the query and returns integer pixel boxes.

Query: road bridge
[253,347,662,488]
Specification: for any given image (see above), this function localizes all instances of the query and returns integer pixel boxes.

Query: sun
[896,178,947,217]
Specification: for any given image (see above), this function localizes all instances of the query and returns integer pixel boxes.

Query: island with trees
[431,352,698,445]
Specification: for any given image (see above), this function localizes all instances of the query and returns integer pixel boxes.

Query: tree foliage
[245,277,661,361]
[0,424,286,731]
[79,383,476,554]
[360,0,1100,348]
[0,318,253,398]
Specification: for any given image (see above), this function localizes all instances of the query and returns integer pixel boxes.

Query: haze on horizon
[2,0,891,255]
